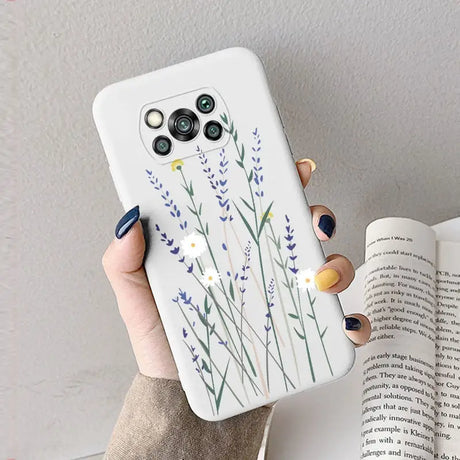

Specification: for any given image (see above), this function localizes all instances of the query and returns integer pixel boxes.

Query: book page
[434,240,460,458]
[360,218,437,459]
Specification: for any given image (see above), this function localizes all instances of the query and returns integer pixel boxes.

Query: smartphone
[93,48,355,421]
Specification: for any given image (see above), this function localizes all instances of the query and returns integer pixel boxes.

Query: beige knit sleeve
[104,373,272,460]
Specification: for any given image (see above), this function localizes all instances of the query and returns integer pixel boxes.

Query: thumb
[102,206,160,335]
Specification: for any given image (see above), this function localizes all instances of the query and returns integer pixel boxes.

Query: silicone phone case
[93,48,355,421]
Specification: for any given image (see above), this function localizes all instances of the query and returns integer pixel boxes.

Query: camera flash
[145,109,164,129]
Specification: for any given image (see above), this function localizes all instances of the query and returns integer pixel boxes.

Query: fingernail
[318,214,335,238]
[295,158,317,172]
[345,316,362,331]
[115,205,140,239]
[314,268,340,291]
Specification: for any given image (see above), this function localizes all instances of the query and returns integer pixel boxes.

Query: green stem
[307,289,333,376]
[179,168,254,378]
[177,296,263,395]
[205,308,218,410]
[177,301,245,407]
[268,222,316,383]
[229,132,289,392]
[184,341,215,415]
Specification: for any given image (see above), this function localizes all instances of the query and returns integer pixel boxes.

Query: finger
[314,254,354,293]
[343,314,371,347]
[310,205,336,241]
[103,206,178,380]
[295,158,316,188]
[102,206,160,335]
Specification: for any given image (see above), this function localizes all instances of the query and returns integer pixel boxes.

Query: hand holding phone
[94,48,370,420]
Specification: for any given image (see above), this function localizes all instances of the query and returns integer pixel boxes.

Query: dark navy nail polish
[115,205,140,239]
[345,317,362,331]
[318,214,335,238]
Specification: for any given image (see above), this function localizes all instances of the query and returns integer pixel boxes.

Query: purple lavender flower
[284,215,298,274]
[251,128,264,197]
[146,170,187,230]
[155,224,193,272]
[198,149,233,221]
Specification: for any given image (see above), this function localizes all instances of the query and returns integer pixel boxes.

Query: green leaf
[229,280,235,301]
[258,201,274,238]
[233,202,257,242]
[198,338,210,356]
[201,359,211,373]
[310,297,316,306]
[204,295,211,315]
[198,203,203,215]
[230,121,234,134]
[276,260,286,270]
[248,169,254,183]
[187,205,197,215]
[236,160,244,168]
[198,311,207,326]
[195,227,204,235]
[189,182,194,197]
[209,323,216,336]
[294,328,305,340]
[205,222,209,235]
[220,113,228,125]
[243,346,257,377]
[205,381,215,394]
[290,278,294,288]
[281,280,289,288]
[321,327,328,339]
[240,144,245,161]
[233,130,238,143]
[216,360,230,410]
[240,197,255,212]
[307,314,315,320]
[288,313,299,320]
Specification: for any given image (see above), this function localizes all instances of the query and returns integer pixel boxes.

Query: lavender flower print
[145,115,337,415]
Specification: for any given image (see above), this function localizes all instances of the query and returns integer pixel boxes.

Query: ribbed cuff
[104,373,272,460]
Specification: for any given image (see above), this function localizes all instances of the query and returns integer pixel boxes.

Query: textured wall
[3,1,459,458]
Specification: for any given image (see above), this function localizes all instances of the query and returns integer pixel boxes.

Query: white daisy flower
[201,267,221,288]
[296,268,316,291]
[180,232,207,259]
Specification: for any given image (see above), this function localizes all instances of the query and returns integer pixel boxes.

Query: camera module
[152,135,172,156]
[168,108,199,141]
[196,94,215,114]
[204,120,223,141]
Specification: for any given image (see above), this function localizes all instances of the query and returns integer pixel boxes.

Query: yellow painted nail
[315,268,340,291]
[295,158,317,172]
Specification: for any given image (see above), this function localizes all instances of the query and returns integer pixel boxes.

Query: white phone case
[93,48,355,421]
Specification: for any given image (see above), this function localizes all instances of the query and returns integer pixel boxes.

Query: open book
[267,217,460,460]
[360,217,460,459]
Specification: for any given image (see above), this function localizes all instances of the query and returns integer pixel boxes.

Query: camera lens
[175,115,193,135]
[196,94,215,114]
[204,121,223,141]
[168,108,200,141]
[152,135,172,156]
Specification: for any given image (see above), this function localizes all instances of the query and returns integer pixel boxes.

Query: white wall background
[3,1,458,458]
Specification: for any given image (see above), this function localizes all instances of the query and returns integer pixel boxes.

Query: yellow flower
[171,159,184,171]
[260,211,274,220]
